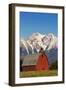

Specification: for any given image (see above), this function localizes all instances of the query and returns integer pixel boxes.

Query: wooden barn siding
[22,65,36,71]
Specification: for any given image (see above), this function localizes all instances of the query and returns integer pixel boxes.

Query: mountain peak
[20,32,57,54]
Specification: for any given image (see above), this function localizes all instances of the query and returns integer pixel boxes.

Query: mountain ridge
[20,32,57,55]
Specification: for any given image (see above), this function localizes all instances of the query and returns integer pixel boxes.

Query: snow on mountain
[26,40,34,54]
[20,32,57,55]
[20,39,29,54]
[28,32,45,42]
[46,33,57,50]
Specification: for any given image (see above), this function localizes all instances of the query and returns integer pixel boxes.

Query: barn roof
[20,54,39,66]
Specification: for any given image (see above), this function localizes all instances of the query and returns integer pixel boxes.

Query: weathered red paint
[22,65,36,71]
[36,54,49,71]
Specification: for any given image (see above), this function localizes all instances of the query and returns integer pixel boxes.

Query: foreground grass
[20,70,58,78]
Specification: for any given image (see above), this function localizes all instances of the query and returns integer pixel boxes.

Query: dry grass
[20,70,58,78]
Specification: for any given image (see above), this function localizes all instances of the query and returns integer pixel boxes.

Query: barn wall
[22,65,36,71]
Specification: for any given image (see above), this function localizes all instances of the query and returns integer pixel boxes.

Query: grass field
[20,70,58,78]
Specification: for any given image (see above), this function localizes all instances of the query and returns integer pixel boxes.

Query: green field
[20,70,58,78]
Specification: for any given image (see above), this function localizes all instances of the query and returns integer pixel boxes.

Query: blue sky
[20,12,58,39]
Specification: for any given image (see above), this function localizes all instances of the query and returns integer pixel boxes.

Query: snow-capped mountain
[20,32,57,56]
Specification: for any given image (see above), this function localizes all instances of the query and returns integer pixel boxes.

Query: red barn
[20,53,49,71]
[36,54,49,70]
